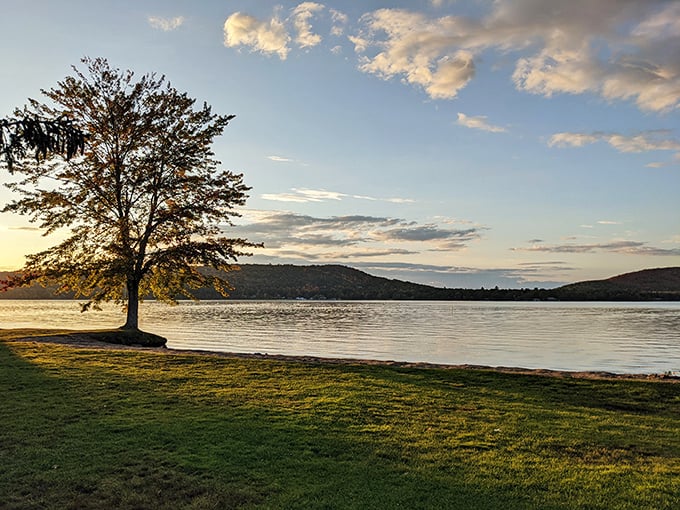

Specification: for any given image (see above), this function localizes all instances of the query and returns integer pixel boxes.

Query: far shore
[3,328,678,383]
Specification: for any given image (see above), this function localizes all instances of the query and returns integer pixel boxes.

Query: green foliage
[1,331,679,509]
[1,57,258,328]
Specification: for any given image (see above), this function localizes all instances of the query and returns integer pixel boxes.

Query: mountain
[194,264,449,300]
[1,265,679,301]
[553,267,680,300]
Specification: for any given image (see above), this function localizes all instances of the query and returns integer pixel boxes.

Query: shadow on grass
[0,341,523,509]
[1,340,680,509]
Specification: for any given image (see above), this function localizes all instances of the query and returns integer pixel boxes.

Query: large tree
[2,57,258,331]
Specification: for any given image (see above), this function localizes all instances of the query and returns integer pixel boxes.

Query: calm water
[1,300,679,374]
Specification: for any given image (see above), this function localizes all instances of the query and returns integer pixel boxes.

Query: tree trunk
[122,277,140,330]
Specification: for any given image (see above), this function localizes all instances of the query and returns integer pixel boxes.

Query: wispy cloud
[349,261,570,288]
[330,8,348,36]
[267,155,295,162]
[549,130,680,156]
[260,188,414,204]
[261,188,345,203]
[148,16,184,32]
[514,240,680,256]
[456,113,506,133]
[7,225,43,231]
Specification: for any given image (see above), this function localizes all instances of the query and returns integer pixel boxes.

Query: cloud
[515,240,680,256]
[352,9,476,99]
[503,1,680,112]
[260,188,414,204]
[7,225,43,231]
[597,220,622,225]
[262,188,345,203]
[549,130,680,157]
[148,16,184,31]
[224,3,326,59]
[267,155,295,162]
[456,113,506,133]
[351,2,680,110]
[330,9,348,36]
[224,12,291,59]
[349,261,569,288]
[232,210,482,255]
[292,2,324,48]
[384,197,416,204]
[223,2,680,110]
[378,225,479,244]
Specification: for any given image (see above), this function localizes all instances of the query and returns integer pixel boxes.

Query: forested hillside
[2,265,679,301]
[554,267,680,300]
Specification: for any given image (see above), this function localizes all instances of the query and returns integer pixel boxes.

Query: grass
[1,328,679,509]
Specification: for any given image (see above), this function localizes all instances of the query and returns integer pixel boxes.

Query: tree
[1,57,259,332]
[1,116,85,169]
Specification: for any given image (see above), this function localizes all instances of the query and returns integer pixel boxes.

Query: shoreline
[4,329,679,383]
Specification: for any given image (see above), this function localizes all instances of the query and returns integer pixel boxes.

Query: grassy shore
[1,329,679,509]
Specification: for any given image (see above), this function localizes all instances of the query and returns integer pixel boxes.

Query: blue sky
[1,0,679,288]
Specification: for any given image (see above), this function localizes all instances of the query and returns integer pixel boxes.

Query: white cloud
[549,131,680,158]
[352,10,477,100]
[224,12,290,60]
[223,3,326,60]
[456,113,506,133]
[223,2,680,111]
[261,188,414,204]
[548,132,600,148]
[148,16,184,32]
[384,197,416,204]
[262,188,344,203]
[292,2,324,49]
[261,193,312,203]
[347,1,680,110]
[330,9,348,36]
[267,155,294,162]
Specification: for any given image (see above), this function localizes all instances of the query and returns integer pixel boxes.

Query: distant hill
[1,265,679,301]
[553,267,680,300]
[194,264,449,300]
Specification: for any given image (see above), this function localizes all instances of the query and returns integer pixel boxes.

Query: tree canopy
[1,57,259,331]
[0,116,85,169]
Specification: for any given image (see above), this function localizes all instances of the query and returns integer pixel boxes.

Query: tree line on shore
[2,264,679,302]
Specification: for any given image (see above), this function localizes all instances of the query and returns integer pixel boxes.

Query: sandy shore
[6,331,679,383]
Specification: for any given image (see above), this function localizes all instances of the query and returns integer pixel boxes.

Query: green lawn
[1,328,679,509]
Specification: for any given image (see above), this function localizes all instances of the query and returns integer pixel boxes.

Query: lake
[1,300,679,375]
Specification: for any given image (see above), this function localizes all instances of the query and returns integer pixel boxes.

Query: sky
[0,0,679,288]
